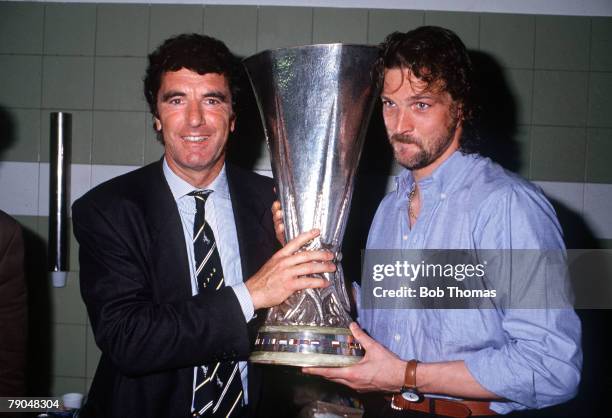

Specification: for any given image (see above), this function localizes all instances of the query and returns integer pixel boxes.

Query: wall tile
[94,57,147,111]
[44,3,96,56]
[588,72,612,128]
[37,197,49,235]
[42,56,94,110]
[52,323,87,377]
[51,376,87,397]
[534,180,584,217]
[591,17,612,71]
[0,55,42,108]
[69,223,80,272]
[86,326,101,379]
[584,183,612,239]
[505,69,533,125]
[535,15,590,71]
[479,13,534,69]
[96,4,149,57]
[257,6,313,51]
[586,128,612,183]
[532,70,588,126]
[40,110,93,164]
[13,215,39,234]
[92,111,146,165]
[424,11,479,49]
[149,5,204,53]
[367,9,424,44]
[91,164,138,188]
[0,2,43,54]
[36,214,48,244]
[0,161,39,216]
[67,164,93,213]
[531,126,586,182]
[144,125,164,165]
[0,108,41,162]
[51,271,87,325]
[204,6,258,58]
[313,8,367,44]
[514,125,532,179]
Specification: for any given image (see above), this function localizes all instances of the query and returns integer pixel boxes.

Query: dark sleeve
[72,198,251,377]
[0,213,27,396]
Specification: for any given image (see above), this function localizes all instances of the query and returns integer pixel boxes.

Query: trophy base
[250,325,364,367]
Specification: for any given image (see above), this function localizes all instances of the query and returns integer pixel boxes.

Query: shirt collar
[394,150,478,195]
[163,157,230,201]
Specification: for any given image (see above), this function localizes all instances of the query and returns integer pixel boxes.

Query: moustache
[390,134,420,145]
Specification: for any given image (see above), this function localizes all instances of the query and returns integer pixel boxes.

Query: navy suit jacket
[72,161,278,417]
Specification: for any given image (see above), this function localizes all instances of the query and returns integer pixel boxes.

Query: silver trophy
[244,44,380,367]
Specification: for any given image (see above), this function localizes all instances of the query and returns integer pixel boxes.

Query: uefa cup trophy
[243,44,380,367]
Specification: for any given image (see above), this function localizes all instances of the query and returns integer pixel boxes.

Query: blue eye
[415,102,430,110]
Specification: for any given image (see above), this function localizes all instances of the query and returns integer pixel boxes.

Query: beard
[390,116,459,171]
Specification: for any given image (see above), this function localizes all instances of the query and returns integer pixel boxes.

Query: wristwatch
[392,359,423,409]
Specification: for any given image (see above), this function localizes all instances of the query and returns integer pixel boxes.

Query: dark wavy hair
[144,33,241,119]
[377,26,479,153]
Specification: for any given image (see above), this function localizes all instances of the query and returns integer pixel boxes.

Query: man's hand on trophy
[271,200,286,245]
[246,228,334,310]
[302,322,406,393]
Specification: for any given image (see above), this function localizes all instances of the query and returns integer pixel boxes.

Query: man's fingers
[289,277,329,291]
[271,201,283,223]
[289,262,335,278]
[272,200,282,212]
[272,201,287,246]
[302,366,350,379]
[302,367,335,377]
[286,257,336,277]
[280,229,320,255]
[349,322,375,349]
[283,249,334,267]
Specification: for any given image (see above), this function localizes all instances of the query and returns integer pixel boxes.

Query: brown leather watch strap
[404,359,418,389]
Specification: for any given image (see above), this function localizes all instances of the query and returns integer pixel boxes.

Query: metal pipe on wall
[48,112,71,288]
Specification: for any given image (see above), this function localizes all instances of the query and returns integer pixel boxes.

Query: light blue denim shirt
[162,158,253,406]
[357,151,582,414]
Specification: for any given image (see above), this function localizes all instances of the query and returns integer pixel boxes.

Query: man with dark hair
[73,33,335,417]
[303,26,581,417]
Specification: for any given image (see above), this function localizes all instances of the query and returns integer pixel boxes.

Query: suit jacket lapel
[226,164,272,282]
[143,160,192,301]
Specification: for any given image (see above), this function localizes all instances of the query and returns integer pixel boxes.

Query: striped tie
[189,190,245,418]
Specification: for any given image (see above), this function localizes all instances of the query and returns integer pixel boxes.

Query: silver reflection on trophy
[244,44,380,367]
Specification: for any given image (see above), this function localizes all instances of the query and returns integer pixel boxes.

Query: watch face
[401,389,422,402]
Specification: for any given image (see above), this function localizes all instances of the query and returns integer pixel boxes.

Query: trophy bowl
[243,44,380,367]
